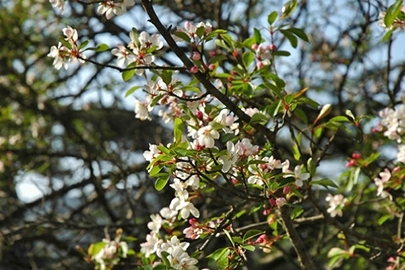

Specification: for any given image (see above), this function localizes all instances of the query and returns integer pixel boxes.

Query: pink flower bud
[262,208,271,215]
[192,51,201,61]
[256,234,267,243]
[351,152,361,159]
[190,66,199,73]
[393,166,400,173]
[209,50,216,57]
[256,61,265,69]
[269,197,277,207]
[283,185,290,194]
[269,44,277,51]
[276,197,287,207]
[208,64,216,71]
[251,44,259,50]
[195,110,203,120]
[267,214,275,225]
[346,159,356,167]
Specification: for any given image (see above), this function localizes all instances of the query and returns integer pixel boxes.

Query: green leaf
[272,50,291,57]
[130,27,139,45]
[242,245,255,251]
[78,39,89,50]
[284,93,294,104]
[160,251,171,267]
[215,39,230,50]
[196,26,205,38]
[125,86,140,97]
[58,36,72,50]
[384,0,403,28]
[161,69,172,85]
[253,28,262,44]
[293,108,308,125]
[311,178,338,189]
[268,100,282,117]
[329,116,350,122]
[243,229,264,242]
[174,31,191,42]
[314,104,332,125]
[267,73,286,88]
[242,51,255,68]
[381,29,394,42]
[220,33,236,48]
[328,247,349,258]
[280,29,298,48]
[231,236,243,244]
[249,113,268,125]
[378,214,393,225]
[307,157,316,176]
[207,247,229,261]
[327,247,350,267]
[123,236,137,242]
[268,11,278,25]
[154,175,170,191]
[95,43,109,52]
[288,27,310,42]
[347,167,360,192]
[88,242,107,257]
[149,165,162,177]
[290,206,304,219]
[292,141,301,161]
[223,229,234,247]
[173,118,184,143]
[122,69,135,81]
[281,0,298,19]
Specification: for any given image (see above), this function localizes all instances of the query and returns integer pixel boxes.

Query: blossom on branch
[111,44,135,67]
[374,168,392,200]
[325,194,347,217]
[97,0,135,20]
[48,26,86,70]
[49,0,65,14]
[197,125,220,148]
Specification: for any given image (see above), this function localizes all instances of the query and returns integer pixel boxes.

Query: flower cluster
[88,229,129,270]
[140,225,198,269]
[374,105,405,199]
[112,30,163,74]
[97,0,135,19]
[49,0,65,14]
[378,105,405,142]
[174,21,213,42]
[325,194,347,217]
[47,26,86,70]
[378,7,405,30]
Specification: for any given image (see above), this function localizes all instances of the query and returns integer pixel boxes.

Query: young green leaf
[288,27,310,42]
[125,86,140,97]
[95,43,110,52]
[384,0,403,28]
[154,175,170,191]
[268,11,278,25]
[173,118,184,143]
[122,69,135,82]
[253,28,262,44]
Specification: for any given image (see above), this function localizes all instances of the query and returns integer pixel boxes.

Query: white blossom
[197,125,219,148]
[325,194,347,217]
[218,141,239,172]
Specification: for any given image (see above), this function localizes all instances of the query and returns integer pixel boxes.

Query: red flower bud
[190,66,199,73]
